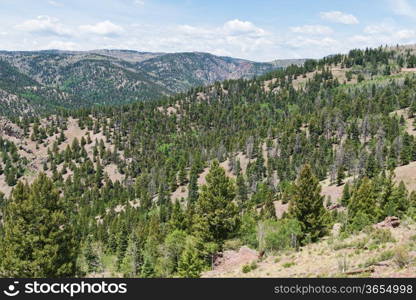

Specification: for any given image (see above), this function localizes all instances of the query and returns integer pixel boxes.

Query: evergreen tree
[348,177,380,230]
[0,173,77,277]
[340,182,351,207]
[236,173,248,206]
[288,164,328,243]
[336,165,345,186]
[188,166,199,204]
[193,161,240,248]
[83,236,102,274]
[177,244,205,278]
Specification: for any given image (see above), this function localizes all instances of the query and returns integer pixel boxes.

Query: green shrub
[379,250,394,261]
[242,264,251,273]
[223,239,243,251]
[241,261,258,273]
[282,261,295,268]
[370,228,396,244]
[239,213,258,249]
[258,218,302,253]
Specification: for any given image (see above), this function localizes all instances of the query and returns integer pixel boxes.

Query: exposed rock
[375,216,400,229]
[205,246,259,276]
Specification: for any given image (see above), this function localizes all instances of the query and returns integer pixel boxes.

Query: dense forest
[1,45,416,277]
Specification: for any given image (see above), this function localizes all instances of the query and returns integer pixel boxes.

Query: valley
[1,45,416,278]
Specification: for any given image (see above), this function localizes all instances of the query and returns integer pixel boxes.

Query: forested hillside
[0,50,287,116]
[1,45,416,278]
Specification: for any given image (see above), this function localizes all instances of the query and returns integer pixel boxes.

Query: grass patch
[242,261,258,273]
[282,261,296,268]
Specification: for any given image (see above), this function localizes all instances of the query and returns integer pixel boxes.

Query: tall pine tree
[289,164,328,243]
[0,173,78,277]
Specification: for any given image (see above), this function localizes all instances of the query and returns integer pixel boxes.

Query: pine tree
[83,236,102,274]
[336,165,345,186]
[177,245,204,278]
[288,164,328,243]
[193,161,240,248]
[0,173,78,277]
[340,182,351,207]
[365,154,378,178]
[169,201,186,231]
[121,235,141,277]
[140,256,155,278]
[188,166,199,204]
[348,177,380,230]
[236,173,248,206]
[383,180,409,217]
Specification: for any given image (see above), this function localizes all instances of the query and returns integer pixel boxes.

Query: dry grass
[202,223,416,278]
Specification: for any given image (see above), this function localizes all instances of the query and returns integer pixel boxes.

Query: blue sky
[1,0,416,61]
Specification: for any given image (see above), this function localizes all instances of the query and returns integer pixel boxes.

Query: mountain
[2,45,416,278]
[0,50,290,116]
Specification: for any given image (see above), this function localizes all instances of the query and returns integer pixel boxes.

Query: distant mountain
[0,50,300,115]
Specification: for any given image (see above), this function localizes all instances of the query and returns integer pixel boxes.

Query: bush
[363,250,394,268]
[239,213,258,249]
[393,246,411,268]
[242,264,251,273]
[223,239,243,251]
[349,211,372,232]
[241,261,258,273]
[370,228,396,244]
[257,219,302,253]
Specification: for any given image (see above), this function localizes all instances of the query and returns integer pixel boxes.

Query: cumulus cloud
[290,25,333,35]
[15,16,72,36]
[222,19,266,36]
[320,11,359,24]
[79,20,124,36]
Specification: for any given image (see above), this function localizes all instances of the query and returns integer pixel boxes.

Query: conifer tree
[289,164,328,243]
[348,177,380,230]
[340,182,351,207]
[83,236,102,274]
[187,166,199,204]
[336,165,345,186]
[236,173,248,206]
[193,161,240,248]
[0,173,77,277]
[177,245,204,278]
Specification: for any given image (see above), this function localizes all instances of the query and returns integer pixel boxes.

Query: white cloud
[15,16,72,36]
[290,25,333,35]
[223,19,266,36]
[396,29,416,39]
[79,21,124,36]
[134,0,145,6]
[391,0,416,18]
[320,11,359,24]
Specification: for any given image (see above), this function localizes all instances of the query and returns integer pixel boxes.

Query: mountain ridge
[0,49,305,116]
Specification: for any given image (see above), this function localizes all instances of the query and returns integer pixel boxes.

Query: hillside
[0,50,285,116]
[1,45,416,278]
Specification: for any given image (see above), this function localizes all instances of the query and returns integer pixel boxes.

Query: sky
[1,0,416,61]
